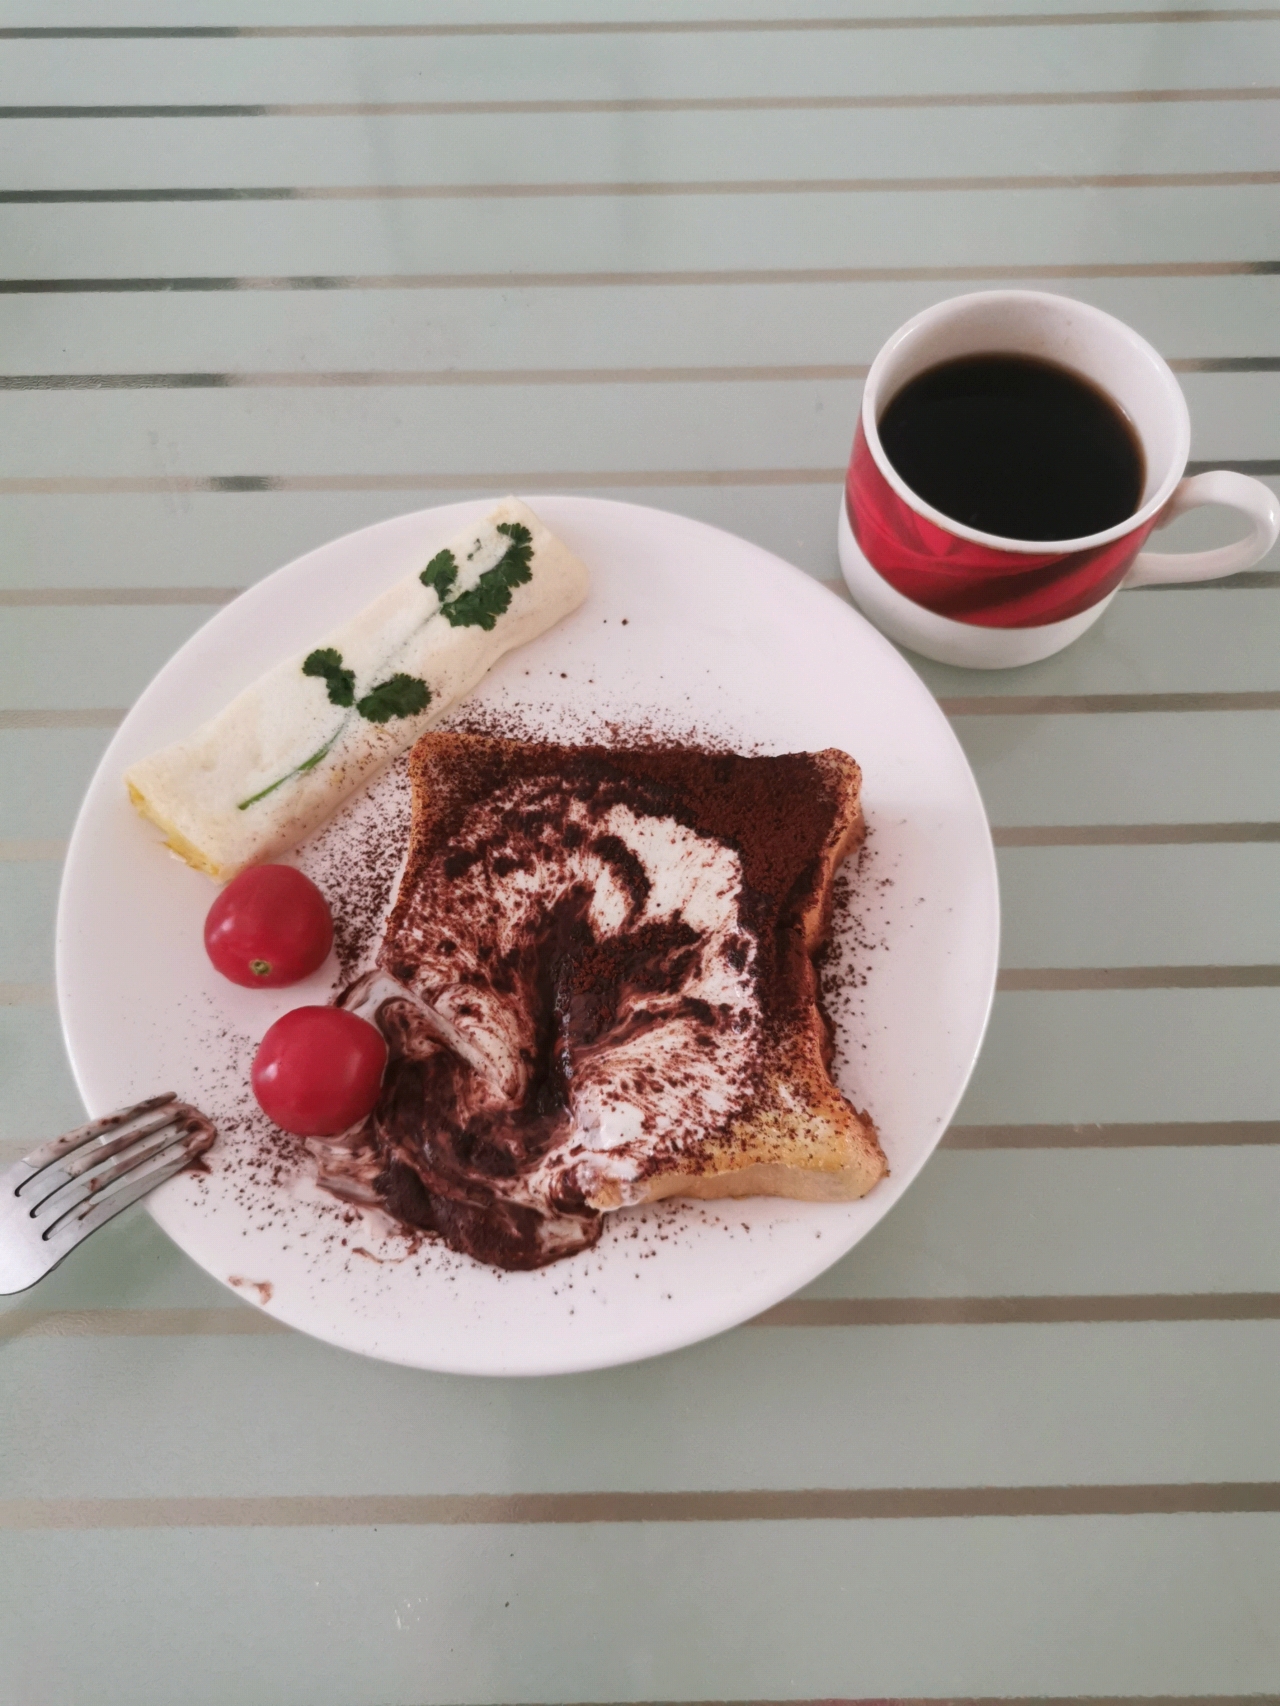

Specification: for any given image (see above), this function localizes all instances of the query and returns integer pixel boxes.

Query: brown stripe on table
[4,171,1278,202]
[0,982,54,1005]
[4,577,1278,608]
[5,1295,1280,1340]
[2,356,1275,388]
[2,579,1276,608]
[0,588,241,605]
[1135,571,1280,588]
[752,1294,1280,1324]
[356,1692,1280,1706]
[4,9,1279,36]
[393,1696,1280,1705]
[993,824,1280,844]
[0,709,126,728]
[998,966,1280,989]
[944,694,1280,713]
[1,366,876,389]
[349,1696,1280,1705]
[4,260,1278,292]
[0,1309,290,1340]
[944,1120,1280,1145]
[4,1483,1280,1528]
[0,839,67,859]
[0,470,849,495]
[0,459,1273,496]
[3,88,1279,118]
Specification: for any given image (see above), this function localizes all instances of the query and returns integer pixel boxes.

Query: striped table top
[1,4,1278,1704]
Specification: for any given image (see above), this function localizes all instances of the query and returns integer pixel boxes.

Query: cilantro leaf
[439,522,534,631]
[302,646,355,707]
[420,549,458,600]
[356,673,430,724]
[496,520,533,563]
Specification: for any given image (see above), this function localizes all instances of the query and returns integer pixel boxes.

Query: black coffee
[877,352,1145,541]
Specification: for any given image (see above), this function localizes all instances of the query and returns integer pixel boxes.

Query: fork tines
[5,1094,217,1248]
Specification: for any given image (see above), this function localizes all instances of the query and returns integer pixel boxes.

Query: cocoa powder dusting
[310,733,869,1270]
[303,755,412,983]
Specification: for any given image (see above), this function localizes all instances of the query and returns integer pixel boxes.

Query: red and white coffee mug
[838,291,1280,669]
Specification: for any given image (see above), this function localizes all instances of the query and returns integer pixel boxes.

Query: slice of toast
[323,732,886,1268]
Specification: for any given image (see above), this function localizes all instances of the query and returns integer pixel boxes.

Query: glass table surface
[1,4,1278,1702]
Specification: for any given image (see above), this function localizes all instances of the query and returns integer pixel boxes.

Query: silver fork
[0,1094,216,1295]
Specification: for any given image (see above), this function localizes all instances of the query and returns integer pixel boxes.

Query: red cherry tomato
[252,1006,387,1137]
[205,864,333,988]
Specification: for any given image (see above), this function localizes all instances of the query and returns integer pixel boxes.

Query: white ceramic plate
[57,496,999,1376]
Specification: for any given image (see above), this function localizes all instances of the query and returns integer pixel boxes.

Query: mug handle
[1123,469,1280,588]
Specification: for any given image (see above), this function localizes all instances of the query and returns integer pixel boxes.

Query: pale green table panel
[0,727,115,838]
[8,104,1278,189]
[0,861,59,981]
[4,276,1277,375]
[4,1520,1280,1705]
[2,17,1276,108]
[913,588,1280,696]
[953,711,1280,823]
[959,988,1280,1121]
[997,843,1280,965]
[4,0,1266,21]
[0,1007,84,1148]
[2,187,1272,279]
[0,604,217,708]
[3,1319,1280,1498]
[799,1147,1280,1297]
[0,371,1272,481]
[3,8,1279,1705]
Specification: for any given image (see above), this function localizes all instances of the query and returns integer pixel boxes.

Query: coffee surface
[877,353,1145,542]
